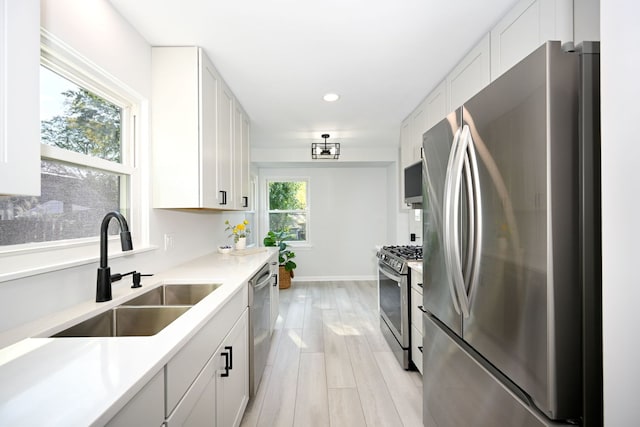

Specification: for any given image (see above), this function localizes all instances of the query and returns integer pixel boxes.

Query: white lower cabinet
[165,285,248,426]
[107,370,165,427]
[166,356,216,426]
[270,257,279,332]
[216,311,249,427]
[167,310,248,427]
[410,268,424,374]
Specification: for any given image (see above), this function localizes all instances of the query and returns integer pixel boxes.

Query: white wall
[258,166,390,280]
[601,0,640,424]
[0,0,245,337]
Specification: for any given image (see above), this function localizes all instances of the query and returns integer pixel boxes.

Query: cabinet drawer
[410,269,423,292]
[410,287,423,335]
[107,369,164,427]
[165,349,217,426]
[166,285,247,417]
[411,324,423,375]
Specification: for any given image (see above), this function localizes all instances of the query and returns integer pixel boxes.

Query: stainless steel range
[376,245,422,369]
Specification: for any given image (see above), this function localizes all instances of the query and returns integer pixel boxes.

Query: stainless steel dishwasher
[249,263,273,396]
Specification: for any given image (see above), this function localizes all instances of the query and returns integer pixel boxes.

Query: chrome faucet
[96,211,133,302]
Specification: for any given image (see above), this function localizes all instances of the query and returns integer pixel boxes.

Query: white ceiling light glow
[323,93,340,102]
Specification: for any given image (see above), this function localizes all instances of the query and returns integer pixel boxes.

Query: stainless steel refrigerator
[421,41,600,426]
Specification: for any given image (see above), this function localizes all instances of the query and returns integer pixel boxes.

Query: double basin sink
[52,284,221,338]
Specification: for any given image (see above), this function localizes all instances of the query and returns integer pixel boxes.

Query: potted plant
[263,229,297,289]
[225,219,250,250]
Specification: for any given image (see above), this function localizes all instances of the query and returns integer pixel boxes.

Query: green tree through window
[41,88,122,162]
[0,66,128,246]
[267,180,308,241]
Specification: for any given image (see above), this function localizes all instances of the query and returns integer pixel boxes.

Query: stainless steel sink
[52,306,191,337]
[121,283,221,306]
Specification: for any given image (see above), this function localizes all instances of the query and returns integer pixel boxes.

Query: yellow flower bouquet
[225,219,250,243]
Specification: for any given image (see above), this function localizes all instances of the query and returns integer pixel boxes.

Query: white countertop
[408,261,422,273]
[0,248,276,426]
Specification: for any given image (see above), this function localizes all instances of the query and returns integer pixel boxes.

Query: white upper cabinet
[200,51,220,208]
[152,46,250,210]
[233,103,250,210]
[217,80,234,208]
[447,33,491,110]
[0,0,40,196]
[411,101,428,161]
[424,79,448,133]
[399,116,414,208]
[491,0,573,80]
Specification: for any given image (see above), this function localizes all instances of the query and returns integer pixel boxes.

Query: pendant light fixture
[311,134,340,160]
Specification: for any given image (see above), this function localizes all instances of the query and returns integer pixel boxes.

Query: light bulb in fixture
[323,93,340,102]
[311,133,340,159]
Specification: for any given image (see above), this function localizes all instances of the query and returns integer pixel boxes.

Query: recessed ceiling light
[323,93,340,102]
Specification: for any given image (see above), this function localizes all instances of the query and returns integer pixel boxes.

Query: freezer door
[422,109,462,336]
[422,313,568,427]
[461,41,581,420]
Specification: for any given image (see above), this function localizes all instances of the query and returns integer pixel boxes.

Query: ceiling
[110,0,519,150]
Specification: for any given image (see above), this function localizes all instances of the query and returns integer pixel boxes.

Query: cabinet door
[233,104,250,210]
[217,82,234,207]
[399,117,413,209]
[411,324,423,375]
[411,102,428,161]
[107,370,165,427]
[447,33,491,110]
[216,311,249,427]
[424,80,448,132]
[270,259,279,332]
[200,50,220,208]
[166,354,216,427]
[152,46,204,208]
[240,111,250,208]
[0,0,40,196]
[491,0,573,80]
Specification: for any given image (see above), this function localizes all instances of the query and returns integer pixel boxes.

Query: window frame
[264,177,310,245]
[0,30,149,281]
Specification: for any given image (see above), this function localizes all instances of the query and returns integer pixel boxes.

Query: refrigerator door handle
[443,127,463,315]
[466,126,483,306]
[448,125,472,318]
[462,153,475,291]
[453,125,483,316]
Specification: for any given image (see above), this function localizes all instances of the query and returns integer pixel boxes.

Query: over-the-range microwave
[404,161,422,208]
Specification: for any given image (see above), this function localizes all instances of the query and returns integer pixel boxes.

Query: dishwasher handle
[253,271,272,291]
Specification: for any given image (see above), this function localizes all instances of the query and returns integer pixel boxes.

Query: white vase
[235,237,247,250]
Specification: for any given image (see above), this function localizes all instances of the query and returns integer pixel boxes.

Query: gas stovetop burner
[382,245,423,260]
[377,245,423,274]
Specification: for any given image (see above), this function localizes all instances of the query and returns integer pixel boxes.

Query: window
[0,43,138,250]
[266,179,309,242]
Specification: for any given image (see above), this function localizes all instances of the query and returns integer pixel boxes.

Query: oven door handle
[378,262,405,283]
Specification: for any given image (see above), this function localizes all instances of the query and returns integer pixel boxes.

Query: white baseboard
[291,275,377,282]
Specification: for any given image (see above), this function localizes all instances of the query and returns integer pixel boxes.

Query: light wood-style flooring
[240,281,423,427]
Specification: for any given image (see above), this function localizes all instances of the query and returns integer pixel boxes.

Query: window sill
[0,245,158,283]
[287,242,313,249]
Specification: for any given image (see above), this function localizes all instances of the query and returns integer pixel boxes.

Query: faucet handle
[132,272,154,288]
